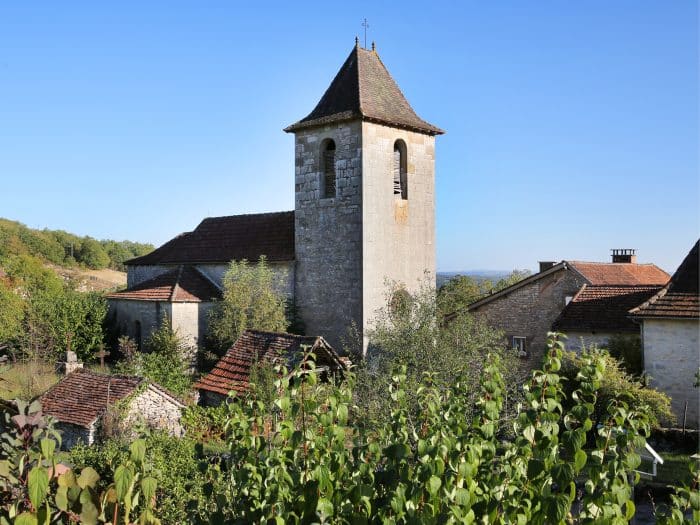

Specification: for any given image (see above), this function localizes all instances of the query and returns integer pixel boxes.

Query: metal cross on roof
[362,18,369,49]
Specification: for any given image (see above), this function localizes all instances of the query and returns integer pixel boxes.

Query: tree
[207,257,288,351]
[77,237,110,269]
[437,274,484,316]
[492,268,531,292]
[355,279,519,427]
[0,281,24,347]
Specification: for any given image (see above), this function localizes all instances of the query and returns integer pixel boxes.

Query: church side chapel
[108,39,443,357]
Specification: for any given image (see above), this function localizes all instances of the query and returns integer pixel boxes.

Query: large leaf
[13,512,38,525]
[141,477,157,506]
[39,439,55,460]
[77,467,100,489]
[114,465,134,501]
[28,467,49,510]
[130,439,146,464]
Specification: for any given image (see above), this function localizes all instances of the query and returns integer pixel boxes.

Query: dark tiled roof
[40,370,143,428]
[630,240,699,319]
[126,211,295,266]
[568,261,669,286]
[284,44,443,135]
[195,330,347,396]
[553,285,663,332]
[107,265,220,302]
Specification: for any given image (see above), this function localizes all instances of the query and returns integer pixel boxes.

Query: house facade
[467,252,669,364]
[630,240,699,429]
[108,41,443,354]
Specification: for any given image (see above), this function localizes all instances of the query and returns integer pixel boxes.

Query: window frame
[512,336,526,354]
[393,139,408,200]
[320,138,337,199]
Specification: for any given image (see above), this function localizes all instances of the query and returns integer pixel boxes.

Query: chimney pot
[611,248,637,264]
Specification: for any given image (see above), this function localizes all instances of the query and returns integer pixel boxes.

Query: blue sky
[0,1,697,273]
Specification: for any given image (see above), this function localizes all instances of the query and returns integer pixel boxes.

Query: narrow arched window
[321,139,336,199]
[393,140,407,200]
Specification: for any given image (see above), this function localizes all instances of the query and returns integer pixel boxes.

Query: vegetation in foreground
[1,335,698,524]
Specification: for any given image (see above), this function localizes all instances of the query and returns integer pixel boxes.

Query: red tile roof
[126,211,295,266]
[40,370,143,428]
[630,240,699,319]
[284,44,443,135]
[553,285,663,332]
[567,261,669,286]
[195,330,347,397]
[107,265,220,302]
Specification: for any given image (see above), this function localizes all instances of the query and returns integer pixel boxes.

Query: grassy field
[0,360,59,401]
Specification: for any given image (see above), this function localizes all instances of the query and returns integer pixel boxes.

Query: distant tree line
[437,269,531,317]
[0,218,153,271]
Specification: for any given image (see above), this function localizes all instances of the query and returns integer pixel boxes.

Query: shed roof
[553,285,663,332]
[284,43,443,135]
[126,211,295,266]
[107,265,220,302]
[567,261,669,286]
[40,369,183,428]
[630,240,699,319]
[195,330,347,397]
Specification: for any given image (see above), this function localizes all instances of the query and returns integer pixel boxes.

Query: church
[108,40,444,354]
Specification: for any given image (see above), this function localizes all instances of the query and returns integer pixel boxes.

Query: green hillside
[0,218,153,271]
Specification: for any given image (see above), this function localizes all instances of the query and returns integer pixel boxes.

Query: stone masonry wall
[294,121,363,350]
[57,422,95,450]
[642,319,699,429]
[123,386,184,437]
[127,265,171,288]
[564,332,621,353]
[470,269,586,366]
[108,299,171,349]
[361,122,436,346]
[196,262,294,297]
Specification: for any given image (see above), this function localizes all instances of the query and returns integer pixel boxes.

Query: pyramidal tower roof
[284,41,444,135]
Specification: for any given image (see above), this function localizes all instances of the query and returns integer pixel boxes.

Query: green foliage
[355,279,518,428]
[561,348,675,429]
[0,400,159,524]
[206,257,288,351]
[115,319,192,398]
[0,282,24,347]
[0,217,154,271]
[606,333,643,375]
[181,404,230,443]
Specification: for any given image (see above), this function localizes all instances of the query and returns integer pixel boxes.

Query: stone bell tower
[284,40,444,352]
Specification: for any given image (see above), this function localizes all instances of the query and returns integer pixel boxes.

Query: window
[393,139,407,200]
[321,139,336,199]
[512,336,526,354]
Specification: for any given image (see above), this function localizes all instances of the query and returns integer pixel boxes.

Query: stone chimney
[539,261,557,272]
[611,249,637,264]
[63,351,83,375]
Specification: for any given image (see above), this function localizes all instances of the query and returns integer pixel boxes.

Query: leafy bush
[115,320,192,398]
[606,333,643,375]
[561,347,675,429]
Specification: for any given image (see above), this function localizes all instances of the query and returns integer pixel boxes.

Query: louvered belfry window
[322,140,336,199]
[394,140,407,200]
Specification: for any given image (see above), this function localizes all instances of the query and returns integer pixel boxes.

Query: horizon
[1,2,697,274]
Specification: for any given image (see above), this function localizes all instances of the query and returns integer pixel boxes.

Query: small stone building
[467,252,669,364]
[630,240,699,429]
[40,369,184,449]
[110,41,443,354]
[107,264,222,353]
[195,330,348,406]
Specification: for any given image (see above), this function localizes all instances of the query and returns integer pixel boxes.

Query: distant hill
[0,218,154,272]
[437,271,511,288]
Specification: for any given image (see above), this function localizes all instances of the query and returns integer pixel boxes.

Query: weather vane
[362,18,369,49]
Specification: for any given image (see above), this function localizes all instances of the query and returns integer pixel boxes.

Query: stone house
[109,40,443,354]
[39,369,184,449]
[467,251,669,364]
[629,240,699,429]
[195,329,348,406]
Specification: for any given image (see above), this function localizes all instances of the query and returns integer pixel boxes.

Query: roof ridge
[199,210,294,223]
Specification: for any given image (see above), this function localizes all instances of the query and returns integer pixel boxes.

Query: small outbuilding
[40,369,184,449]
[195,330,348,406]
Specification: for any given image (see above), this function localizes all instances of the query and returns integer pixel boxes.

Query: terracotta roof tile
[630,240,699,319]
[195,330,347,397]
[107,265,220,302]
[567,261,669,286]
[40,370,143,428]
[285,45,443,135]
[553,285,663,332]
[126,211,294,266]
